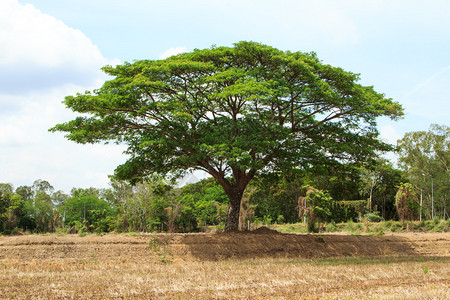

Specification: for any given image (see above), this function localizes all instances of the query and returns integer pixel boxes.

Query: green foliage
[331,200,366,222]
[106,179,173,232]
[32,179,54,195]
[33,191,54,232]
[325,221,338,232]
[300,186,333,232]
[380,220,402,232]
[177,178,228,230]
[70,187,100,198]
[429,218,447,232]
[0,185,13,233]
[70,221,88,235]
[274,220,448,234]
[344,220,361,233]
[62,195,114,232]
[363,211,384,222]
[262,215,273,226]
[276,215,285,224]
[251,174,305,224]
[397,124,450,219]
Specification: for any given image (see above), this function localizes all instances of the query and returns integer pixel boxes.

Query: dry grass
[1,256,449,299]
[1,232,448,299]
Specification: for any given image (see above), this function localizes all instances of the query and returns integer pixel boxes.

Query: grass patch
[308,256,449,266]
[148,238,173,263]
[270,219,449,235]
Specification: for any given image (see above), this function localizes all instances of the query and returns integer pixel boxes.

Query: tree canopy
[397,124,449,218]
[50,41,403,230]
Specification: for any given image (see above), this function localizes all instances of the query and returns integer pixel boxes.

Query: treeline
[0,178,230,234]
[0,160,431,234]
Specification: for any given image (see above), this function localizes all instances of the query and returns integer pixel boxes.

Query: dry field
[0,230,449,299]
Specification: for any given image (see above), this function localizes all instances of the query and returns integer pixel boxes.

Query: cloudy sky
[1,0,449,193]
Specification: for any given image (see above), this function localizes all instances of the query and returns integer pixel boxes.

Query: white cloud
[159,47,187,59]
[0,0,124,192]
[0,88,128,192]
[0,0,108,95]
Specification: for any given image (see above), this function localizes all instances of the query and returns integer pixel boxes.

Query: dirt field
[0,230,449,299]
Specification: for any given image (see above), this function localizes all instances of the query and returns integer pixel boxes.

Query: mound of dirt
[219,226,281,235]
[251,226,281,234]
[0,232,448,262]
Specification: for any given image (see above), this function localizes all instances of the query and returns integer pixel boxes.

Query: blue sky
[1,0,449,193]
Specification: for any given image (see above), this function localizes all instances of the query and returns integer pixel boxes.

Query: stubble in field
[0,232,449,299]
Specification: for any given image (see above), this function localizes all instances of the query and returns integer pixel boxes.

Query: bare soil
[0,230,449,299]
[2,229,448,262]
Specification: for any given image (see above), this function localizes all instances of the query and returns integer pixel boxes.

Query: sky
[1,0,449,193]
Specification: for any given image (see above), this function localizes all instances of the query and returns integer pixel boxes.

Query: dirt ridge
[1,231,448,261]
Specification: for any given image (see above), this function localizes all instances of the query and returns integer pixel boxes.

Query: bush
[363,212,384,222]
[431,219,447,232]
[262,215,272,226]
[345,220,358,232]
[325,221,338,232]
[307,220,319,233]
[277,215,285,224]
[216,222,225,233]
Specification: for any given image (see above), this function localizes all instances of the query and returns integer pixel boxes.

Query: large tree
[51,41,403,231]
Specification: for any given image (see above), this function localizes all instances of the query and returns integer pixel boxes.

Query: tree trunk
[207,165,254,231]
[225,191,243,231]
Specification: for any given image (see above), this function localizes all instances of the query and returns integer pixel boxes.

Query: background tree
[249,173,305,224]
[33,190,54,232]
[397,124,449,219]
[15,185,33,202]
[70,187,100,198]
[395,183,419,228]
[0,184,14,233]
[106,178,175,232]
[360,167,381,213]
[52,190,69,207]
[12,186,35,231]
[1,180,59,233]
[51,41,403,231]
[62,195,114,232]
[369,161,405,220]
[176,177,228,231]
[32,179,54,196]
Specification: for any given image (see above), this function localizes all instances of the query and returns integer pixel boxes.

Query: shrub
[364,212,384,222]
[277,215,285,224]
[325,221,338,232]
[300,186,332,233]
[345,220,358,232]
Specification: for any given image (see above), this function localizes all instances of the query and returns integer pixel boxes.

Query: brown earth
[0,230,449,299]
[0,228,448,262]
